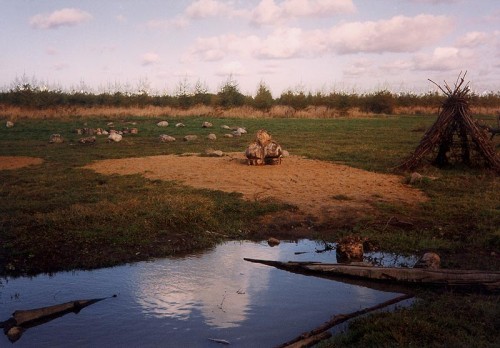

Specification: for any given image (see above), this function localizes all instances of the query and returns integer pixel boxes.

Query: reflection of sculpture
[0,296,115,343]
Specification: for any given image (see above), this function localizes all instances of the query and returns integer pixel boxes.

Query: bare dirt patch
[84,153,427,224]
[0,156,44,170]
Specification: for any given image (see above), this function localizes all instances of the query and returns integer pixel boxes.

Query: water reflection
[134,241,286,328]
[0,240,410,348]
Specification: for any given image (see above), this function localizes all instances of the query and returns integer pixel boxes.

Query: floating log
[244,258,500,292]
[1,295,116,343]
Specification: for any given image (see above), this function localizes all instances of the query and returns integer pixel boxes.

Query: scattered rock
[78,136,96,144]
[108,133,123,142]
[409,172,423,184]
[207,133,217,141]
[336,235,364,263]
[184,135,198,141]
[224,134,234,138]
[267,237,280,247]
[232,130,242,136]
[159,134,176,142]
[205,149,224,157]
[101,130,109,135]
[82,128,94,135]
[157,121,169,127]
[221,125,231,129]
[264,141,283,165]
[236,127,247,134]
[49,134,64,144]
[282,150,290,157]
[107,122,114,126]
[175,123,186,127]
[130,128,139,134]
[245,142,264,165]
[202,121,213,128]
[6,121,14,128]
[413,252,440,269]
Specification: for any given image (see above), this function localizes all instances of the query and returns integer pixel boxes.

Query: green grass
[1,114,499,347]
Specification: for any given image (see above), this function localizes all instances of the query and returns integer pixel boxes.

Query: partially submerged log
[244,258,500,292]
[1,295,116,342]
[277,294,413,348]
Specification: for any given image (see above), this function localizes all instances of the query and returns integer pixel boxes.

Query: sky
[1,0,499,96]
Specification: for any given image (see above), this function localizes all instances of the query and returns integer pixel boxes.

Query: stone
[236,127,247,134]
[336,236,364,263]
[207,133,217,141]
[205,149,224,157]
[413,252,440,269]
[184,135,198,141]
[130,128,139,134]
[75,128,83,134]
[267,237,280,247]
[245,142,264,165]
[78,136,96,144]
[282,150,290,157]
[49,134,64,143]
[157,121,169,127]
[224,134,234,138]
[175,123,186,127]
[6,121,14,128]
[108,133,123,142]
[409,172,423,184]
[232,130,242,137]
[221,125,231,129]
[256,129,271,146]
[101,130,109,135]
[202,121,213,128]
[159,134,176,142]
[264,141,283,165]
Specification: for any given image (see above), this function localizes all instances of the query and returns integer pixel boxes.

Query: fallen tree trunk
[244,258,500,292]
[277,294,413,348]
[1,295,116,342]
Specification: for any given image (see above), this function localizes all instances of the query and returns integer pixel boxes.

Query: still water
[0,240,412,347]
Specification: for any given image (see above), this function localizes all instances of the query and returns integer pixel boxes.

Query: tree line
[1,77,499,114]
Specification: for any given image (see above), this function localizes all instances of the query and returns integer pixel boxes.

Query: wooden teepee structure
[398,72,500,173]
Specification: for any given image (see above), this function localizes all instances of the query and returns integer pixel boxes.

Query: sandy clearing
[0,156,44,170]
[84,153,427,221]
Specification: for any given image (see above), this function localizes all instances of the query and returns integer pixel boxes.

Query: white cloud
[216,61,246,76]
[342,59,373,77]
[251,0,356,25]
[327,14,453,54]
[186,14,453,62]
[456,31,489,48]
[407,0,458,4]
[141,52,161,66]
[30,8,92,29]
[185,0,233,19]
[146,16,189,30]
[413,47,474,71]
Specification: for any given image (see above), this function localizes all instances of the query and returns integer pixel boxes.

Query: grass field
[1,113,499,346]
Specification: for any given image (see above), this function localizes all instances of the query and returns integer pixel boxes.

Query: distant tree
[216,76,245,108]
[362,90,395,114]
[253,81,274,111]
[192,79,212,105]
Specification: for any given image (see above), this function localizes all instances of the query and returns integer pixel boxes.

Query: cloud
[146,16,189,30]
[186,14,453,62]
[327,14,454,54]
[30,8,92,29]
[413,46,474,71]
[251,0,356,25]
[185,0,234,19]
[141,52,161,66]
[406,0,458,4]
[342,59,374,77]
[216,61,246,76]
[456,31,489,48]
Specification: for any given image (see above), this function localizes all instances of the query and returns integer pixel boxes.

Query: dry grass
[1,104,499,121]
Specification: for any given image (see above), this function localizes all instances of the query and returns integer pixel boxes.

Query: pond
[0,240,416,347]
